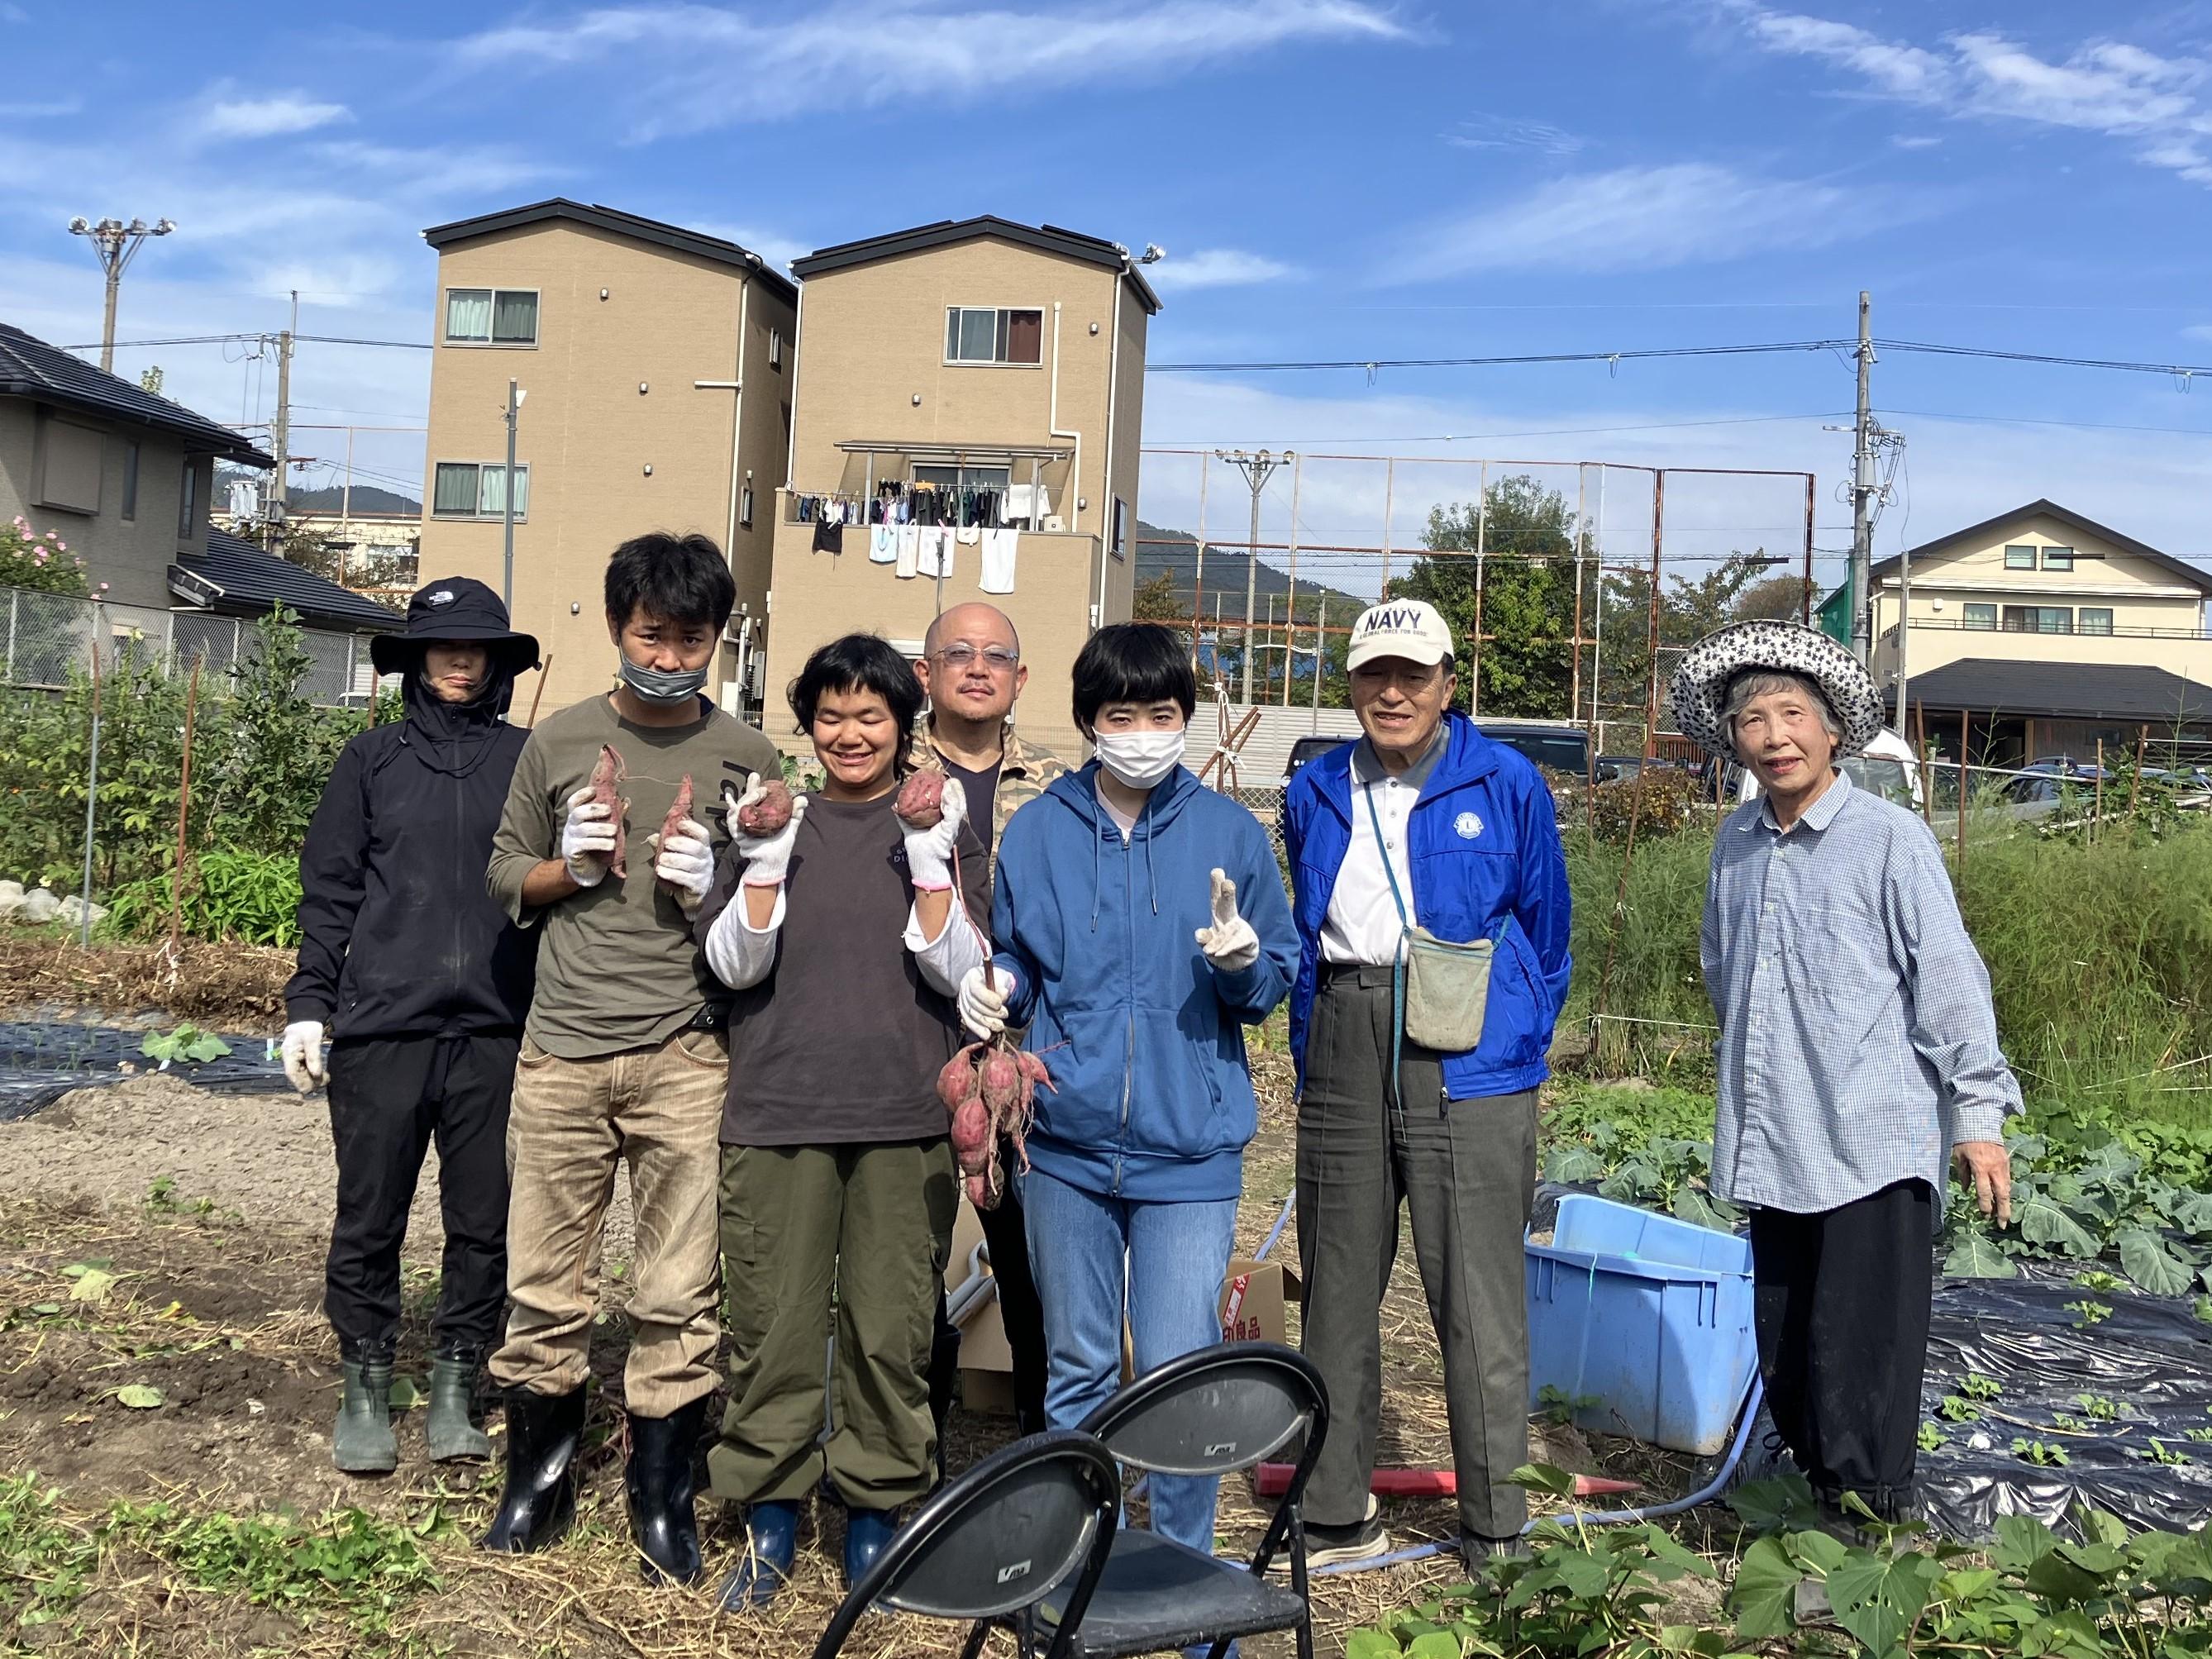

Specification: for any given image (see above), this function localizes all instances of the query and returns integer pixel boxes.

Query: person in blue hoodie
[1280,598,1571,1571]
[957,622,1298,1561]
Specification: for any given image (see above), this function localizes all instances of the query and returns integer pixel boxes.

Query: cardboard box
[946,1195,1299,1410]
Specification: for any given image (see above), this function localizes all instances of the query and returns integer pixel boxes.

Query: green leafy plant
[140,1024,231,1067]
[2012,1437,2071,1466]
[1537,1384,1599,1428]
[2065,1299,2114,1328]
[2071,1393,2121,1423]
[1917,1421,1943,1452]
[2142,1438,2193,1466]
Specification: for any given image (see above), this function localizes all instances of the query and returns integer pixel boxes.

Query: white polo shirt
[1321,733,1445,966]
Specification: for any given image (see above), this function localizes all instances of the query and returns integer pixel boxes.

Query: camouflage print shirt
[920,719,1071,894]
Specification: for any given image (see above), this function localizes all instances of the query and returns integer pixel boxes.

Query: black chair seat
[1037,1528,1309,1656]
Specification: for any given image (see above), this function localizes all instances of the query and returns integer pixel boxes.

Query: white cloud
[1147,248,1296,291]
[199,92,353,141]
[449,0,1412,136]
[0,98,81,118]
[692,219,813,269]
[1721,3,2212,186]
[1890,133,1941,150]
[1387,164,1889,282]
[2181,324,2212,343]
[1442,115,1584,155]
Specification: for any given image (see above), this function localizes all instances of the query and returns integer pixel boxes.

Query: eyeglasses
[934,645,1020,671]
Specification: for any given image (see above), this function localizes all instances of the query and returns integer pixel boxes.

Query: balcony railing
[1890,616,2212,643]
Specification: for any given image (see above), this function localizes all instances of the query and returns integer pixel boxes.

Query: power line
[1148,340,1850,374]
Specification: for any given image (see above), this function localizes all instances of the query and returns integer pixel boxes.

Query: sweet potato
[978,1048,1020,1113]
[937,1045,982,1112]
[965,1172,998,1211]
[951,1096,991,1173]
[894,766,948,830]
[737,777,794,837]
[592,744,629,880]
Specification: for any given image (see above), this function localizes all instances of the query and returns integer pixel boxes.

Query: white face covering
[1094,728,1186,790]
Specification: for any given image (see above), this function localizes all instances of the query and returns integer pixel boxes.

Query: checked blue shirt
[1700,767,2021,1215]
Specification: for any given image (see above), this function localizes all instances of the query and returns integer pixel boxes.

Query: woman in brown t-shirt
[694,634,988,1611]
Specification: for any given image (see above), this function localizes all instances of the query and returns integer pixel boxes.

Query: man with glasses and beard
[912,602,1065,1444]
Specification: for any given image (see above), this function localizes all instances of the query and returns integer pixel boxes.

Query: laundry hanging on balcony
[980,528,1019,595]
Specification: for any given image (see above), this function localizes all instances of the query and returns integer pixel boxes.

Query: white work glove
[647,817,716,915]
[281,1019,326,1093]
[559,784,619,887]
[958,963,1017,1039]
[902,773,968,892]
[728,778,808,888]
[1194,868,1260,971]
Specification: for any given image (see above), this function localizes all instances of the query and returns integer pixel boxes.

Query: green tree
[1388,474,1587,717]
[1132,572,1184,623]
[1595,552,1783,737]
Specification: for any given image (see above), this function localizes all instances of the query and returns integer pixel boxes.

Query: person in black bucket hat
[281,575,541,1475]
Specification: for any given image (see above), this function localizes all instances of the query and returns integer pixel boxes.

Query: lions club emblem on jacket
[1455,811,1484,840]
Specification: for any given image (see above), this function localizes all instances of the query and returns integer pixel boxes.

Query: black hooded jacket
[284,662,536,1037]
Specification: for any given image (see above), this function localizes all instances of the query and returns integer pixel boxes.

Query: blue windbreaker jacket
[989,762,1299,1203]
[1280,713,1571,1101]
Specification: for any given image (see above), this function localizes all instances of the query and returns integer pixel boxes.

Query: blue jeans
[1019,1166,1240,1557]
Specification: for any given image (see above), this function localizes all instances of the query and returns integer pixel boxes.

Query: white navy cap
[1347,598,1454,671]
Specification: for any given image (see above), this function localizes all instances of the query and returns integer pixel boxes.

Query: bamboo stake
[2128,724,2148,820]
[1957,708,1970,873]
[78,625,104,948]
[527,655,553,728]
[169,658,203,957]
[2095,738,2104,841]
[1914,702,1932,827]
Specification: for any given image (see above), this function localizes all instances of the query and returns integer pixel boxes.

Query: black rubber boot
[427,1348,492,1462]
[479,1386,586,1553]
[625,1398,708,1586]
[333,1344,398,1475]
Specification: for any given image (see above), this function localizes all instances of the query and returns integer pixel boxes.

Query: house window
[768,329,784,370]
[1962,603,1997,630]
[1111,497,1130,561]
[2042,545,2075,571]
[913,464,1012,493]
[944,306,1044,366]
[431,461,531,519]
[2004,545,2038,570]
[2079,608,2114,636]
[34,417,104,513]
[739,485,755,529]
[177,460,198,538]
[2001,604,2072,634]
[444,288,539,346]
[121,441,140,522]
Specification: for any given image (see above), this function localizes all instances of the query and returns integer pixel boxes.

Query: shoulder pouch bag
[1365,784,1495,1061]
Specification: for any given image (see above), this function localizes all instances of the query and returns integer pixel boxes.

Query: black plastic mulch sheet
[1916,1264,2212,1537]
[0,1021,290,1122]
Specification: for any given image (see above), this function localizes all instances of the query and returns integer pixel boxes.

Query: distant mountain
[288,484,421,516]
[1133,520,1366,624]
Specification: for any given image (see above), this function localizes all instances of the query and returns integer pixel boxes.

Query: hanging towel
[917,526,951,578]
[955,524,982,546]
[895,524,921,579]
[813,520,845,555]
[980,527,1019,595]
[870,523,898,564]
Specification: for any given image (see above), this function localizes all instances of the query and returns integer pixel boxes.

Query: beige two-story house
[1865,500,2212,763]
[762,217,1159,758]
[1,322,269,608]
[416,200,799,714]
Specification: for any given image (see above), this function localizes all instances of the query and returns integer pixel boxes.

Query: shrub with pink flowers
[0,517,93,598]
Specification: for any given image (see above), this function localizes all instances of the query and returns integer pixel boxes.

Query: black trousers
[1748,1177,1934,1518]
[1296,969,1538,1539]
[929,1163,1049,1437]
[325,1033,517,1361]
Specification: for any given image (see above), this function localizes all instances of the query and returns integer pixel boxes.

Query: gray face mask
[618,656,709,704]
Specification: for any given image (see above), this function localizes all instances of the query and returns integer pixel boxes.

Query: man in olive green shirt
[479,532,777,1592]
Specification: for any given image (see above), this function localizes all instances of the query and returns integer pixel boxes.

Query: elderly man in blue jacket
[1281,598,1571,1570]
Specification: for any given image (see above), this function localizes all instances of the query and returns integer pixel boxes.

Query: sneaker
[1281,1499,1391,1570]
[1461,1531,1530,1567]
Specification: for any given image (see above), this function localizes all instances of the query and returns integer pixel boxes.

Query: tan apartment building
[764,217,1159,759]
[416,200,799,713]
[1,322,268,609]
[1863,500,2212,762]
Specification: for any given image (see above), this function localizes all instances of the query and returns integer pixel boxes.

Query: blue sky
[7,0,2212,598]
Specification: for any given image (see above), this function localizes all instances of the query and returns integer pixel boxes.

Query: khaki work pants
[709,1138,957,1511]
[489,1027,727,1418]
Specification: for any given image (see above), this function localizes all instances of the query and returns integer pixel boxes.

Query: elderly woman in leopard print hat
[1670,621,2022,1542]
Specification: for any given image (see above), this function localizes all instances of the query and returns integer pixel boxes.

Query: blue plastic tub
[1524,1194,1757,1456]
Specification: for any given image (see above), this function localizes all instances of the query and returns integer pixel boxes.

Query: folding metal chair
[813,1429,1122,1659]
[1037,1342,1330,1659]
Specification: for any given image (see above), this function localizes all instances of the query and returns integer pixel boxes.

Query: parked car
[1284,734,1351,788]
[2005,760,2110,807]
[1476,720,1598,781]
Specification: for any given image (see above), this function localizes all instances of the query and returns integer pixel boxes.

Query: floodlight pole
[68,215,175,374]
[503,379,524,613]
[1213,448,1291,704]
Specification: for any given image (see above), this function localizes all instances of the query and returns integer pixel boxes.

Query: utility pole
[502,379,526,613]
[1212,449,1291,704]
[68,215,174,374]
[265,293,295,555]
[1850,289,1875,667]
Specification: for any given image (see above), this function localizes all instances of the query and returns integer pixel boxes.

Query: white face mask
[1094,728,1185,790]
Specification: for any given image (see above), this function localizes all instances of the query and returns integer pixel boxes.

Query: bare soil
[0,1018,1687,1657]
